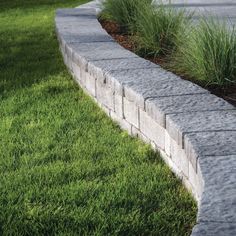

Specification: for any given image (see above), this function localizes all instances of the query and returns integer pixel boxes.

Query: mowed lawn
[0,0,196,235]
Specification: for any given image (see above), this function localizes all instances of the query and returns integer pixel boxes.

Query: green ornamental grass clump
[171,19,236,86]
[132,4,189,57]
[101,0,152,29]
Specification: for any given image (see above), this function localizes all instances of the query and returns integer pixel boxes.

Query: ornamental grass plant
[132,4,189,57]
[101,0,152,30]
[170,19,236,86]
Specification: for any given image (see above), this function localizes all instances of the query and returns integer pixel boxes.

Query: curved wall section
[55,4,236,235]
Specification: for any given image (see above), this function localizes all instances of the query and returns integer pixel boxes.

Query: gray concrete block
[114,93,123,118]
[70,42,137,69]
[198,155,236,223]
[131,126,150,144]
[185,131,236,170]
[189,161,202,199]
[88,57,158,82]
[146,94,234,127]
[59,32,114,44]
[98,102,110,117]
[105,67,178,100]
[139,110,165,150]
[166,109,236,147]
[79,69,88,89]
[170,137,189,178]
[123,97,139,128]
[56,8,96,17]
[85,72,96,97]
[71,61,82,84]
[124,75,207,109]
[164,130,171,157]
[96,79,114,111]
[110,111,132,134]
[57,25,108,37]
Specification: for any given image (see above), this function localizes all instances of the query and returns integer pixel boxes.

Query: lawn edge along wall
[55,1,236,235]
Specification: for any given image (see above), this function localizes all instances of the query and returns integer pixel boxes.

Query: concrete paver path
[157,0,236,26]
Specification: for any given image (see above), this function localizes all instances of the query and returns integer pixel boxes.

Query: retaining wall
[55,2,236,235]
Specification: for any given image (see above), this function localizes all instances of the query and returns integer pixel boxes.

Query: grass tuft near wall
[101,0,152,30]
[171,19,236,86]
[132,5,189,57]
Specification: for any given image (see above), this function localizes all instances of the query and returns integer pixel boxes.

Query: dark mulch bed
[100,19,236,107]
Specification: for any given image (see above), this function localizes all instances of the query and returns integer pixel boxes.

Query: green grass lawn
[0,0,196,235]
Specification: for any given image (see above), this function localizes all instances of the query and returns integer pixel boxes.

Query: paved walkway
[159,0,236,26]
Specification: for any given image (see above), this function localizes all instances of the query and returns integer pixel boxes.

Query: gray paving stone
[166,109,236,147]
[105,67,180,100]
[124,76,207,109]
[123,97,139,128]
[55,16,97,25]
[170,137,189,178]
[88,57,158,82]
[146,94,233,127]
[110,111,132,134]
[96,79,114,111]
[139,109,165,150]
[191,222,236,236]
[185,131,236,170]
[56,25,108,38]
[198,155,236,223]
[56,8,96,17]
[69,42,137,69]
[60,32,114,44]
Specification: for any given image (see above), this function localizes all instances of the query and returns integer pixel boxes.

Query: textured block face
[131,126,150,144]
[56,21,103,32]
[123,98,139,128]
[114,93,123,118]
[85,72,96,97]
[71,62,81,82]
[146,94,234,127]
[80,70,87,88]
[184,131,236,170]
[56,16,97,25]
[106,67,175,91]
[188,161,200,198]
[96,80,114,111]
[139,110,165,150]
[164,131,171,157]
[106,67,178,107]
[110,111,132,134]
[191,222,236,236]
[170,138,189,178]
[60,32,114,44]
[56,17,114,44]
[88,57,157,80]
[70,42,137,65]
[124,76,207,109]
[56,8,96,17]
[166,110,236,146]
[198,155,236,223]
